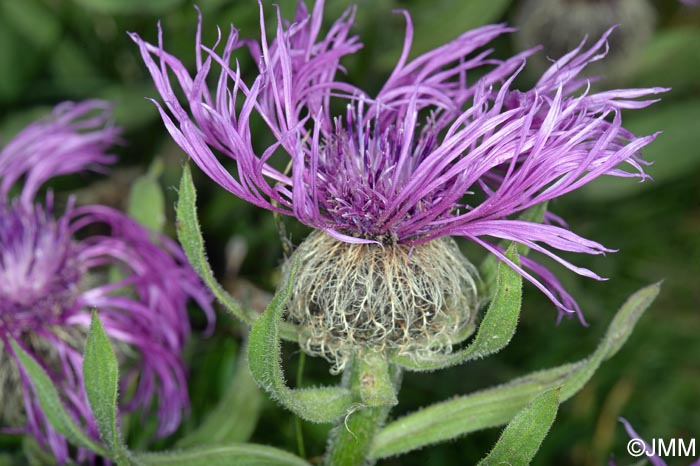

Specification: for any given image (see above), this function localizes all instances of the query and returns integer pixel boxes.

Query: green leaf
[578,100,700,201]
[393,243,522,371]
[83,311,131,464]
[177,165,298,338]
[135,444,311,466]
[9,340,110,457]
[176,165,257,326]
[370,282,660,459]
[128,160,166,233]
[247,257,356,423]
[70,0,184,15]
[477,389,560,466]
[176,349,263,447]
[83,311,119,451]
[599,282,661,361]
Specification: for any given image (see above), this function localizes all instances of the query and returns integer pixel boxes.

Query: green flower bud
[514,0,656,80]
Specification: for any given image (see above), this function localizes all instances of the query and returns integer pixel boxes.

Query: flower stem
[295,352,307,459]
[323,352,401,466]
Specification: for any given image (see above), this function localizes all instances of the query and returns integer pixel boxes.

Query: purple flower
[0,101,214,463]
[130,1,666,321]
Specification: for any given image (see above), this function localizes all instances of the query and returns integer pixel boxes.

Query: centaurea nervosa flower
[0,101,214,463]
[131,1,666,367]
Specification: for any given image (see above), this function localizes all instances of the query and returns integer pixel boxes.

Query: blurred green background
[1,0,699,464]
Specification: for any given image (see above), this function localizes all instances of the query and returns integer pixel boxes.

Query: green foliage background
[1,0,698,464]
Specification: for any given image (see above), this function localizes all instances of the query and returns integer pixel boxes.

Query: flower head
[0,101,214,463]
[131,1,666,325]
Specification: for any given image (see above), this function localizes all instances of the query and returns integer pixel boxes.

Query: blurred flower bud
[514,0,656,80]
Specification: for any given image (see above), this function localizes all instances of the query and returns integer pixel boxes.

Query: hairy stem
[323,352,401,466]
[295,352,307,459]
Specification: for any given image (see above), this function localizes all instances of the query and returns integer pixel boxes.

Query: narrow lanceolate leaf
[176,163,303,331]
[177,165,256,326]
[370,282,661,459]
[176,165,298,339]
[600,282,661,361]
[135,444,311,466]
[176,349,263,447]
[248,258,355,423]
[127,159,165,233]
[9,340,110,458]
[83,311,130,464]
[393,243,522,371]
[477,389,560,466]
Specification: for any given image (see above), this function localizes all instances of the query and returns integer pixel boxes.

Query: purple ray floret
[0,101,214,464]
[131,1,667,318]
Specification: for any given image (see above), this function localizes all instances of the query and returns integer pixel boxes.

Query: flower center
[313,110,445,240]
[0,202,81,333]
[284,230,478,373]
